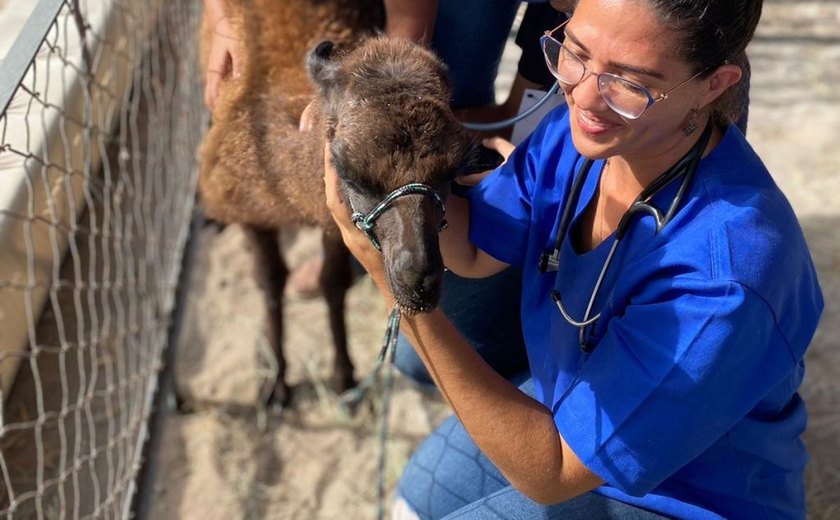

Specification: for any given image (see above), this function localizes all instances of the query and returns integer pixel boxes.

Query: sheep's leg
[246,225,291,407]
[321,231,356,394]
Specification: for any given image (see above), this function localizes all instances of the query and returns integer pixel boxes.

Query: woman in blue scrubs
[325,0,823,518]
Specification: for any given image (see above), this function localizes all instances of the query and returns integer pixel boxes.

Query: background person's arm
[202,0,241,110]
[549,0,576,12]
[383,0,439,43]
[300,0,437,130]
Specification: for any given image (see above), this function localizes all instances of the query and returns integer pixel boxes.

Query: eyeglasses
[540,21,704,119]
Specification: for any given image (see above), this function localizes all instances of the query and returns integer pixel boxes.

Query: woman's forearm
[399,310,603,504]
[439,194,509,278]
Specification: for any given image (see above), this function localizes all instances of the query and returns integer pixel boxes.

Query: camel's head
[308,38,473,314]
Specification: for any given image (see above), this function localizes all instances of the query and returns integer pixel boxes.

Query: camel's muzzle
[347,183,448,314]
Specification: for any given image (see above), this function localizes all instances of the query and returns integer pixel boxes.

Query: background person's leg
[431,0,522,109]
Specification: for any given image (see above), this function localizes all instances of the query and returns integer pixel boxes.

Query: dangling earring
[683,109,699,136]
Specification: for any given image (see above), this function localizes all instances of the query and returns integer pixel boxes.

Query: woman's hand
[204,12,241,111]
[457,137,516,187]
[323,144,395,304]
[483,136,516,161]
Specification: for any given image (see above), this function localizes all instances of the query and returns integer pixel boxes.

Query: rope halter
[349,182,448,251]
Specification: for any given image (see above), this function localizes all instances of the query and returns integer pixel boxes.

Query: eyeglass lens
[541,36,653,119]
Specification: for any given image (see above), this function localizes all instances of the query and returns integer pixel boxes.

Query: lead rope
[340,182,445,519]
[339,305,401,520]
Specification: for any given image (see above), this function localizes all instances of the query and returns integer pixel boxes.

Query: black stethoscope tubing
[539,120,714,351]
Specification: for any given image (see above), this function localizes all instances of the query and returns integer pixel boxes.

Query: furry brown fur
[197,0,472,405]
[198,0,384,230]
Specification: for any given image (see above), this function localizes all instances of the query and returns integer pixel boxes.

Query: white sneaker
[392,496,421,520]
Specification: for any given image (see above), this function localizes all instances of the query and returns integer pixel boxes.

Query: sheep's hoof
[267,380,292,409]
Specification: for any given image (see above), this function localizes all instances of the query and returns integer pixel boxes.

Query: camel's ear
[307,40,345,95]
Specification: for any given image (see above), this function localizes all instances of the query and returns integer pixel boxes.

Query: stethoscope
[537,120,713,352]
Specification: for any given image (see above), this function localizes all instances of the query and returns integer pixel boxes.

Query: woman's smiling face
[561,0,706,162]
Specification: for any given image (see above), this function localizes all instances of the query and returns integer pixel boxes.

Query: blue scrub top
[468,106,824,519]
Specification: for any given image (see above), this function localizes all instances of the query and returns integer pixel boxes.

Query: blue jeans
[431,0,522,109]
[395,378,666,519]
[394,268,529,387]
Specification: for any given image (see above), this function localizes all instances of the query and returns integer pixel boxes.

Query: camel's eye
[331,145,385,196]
[343,171,380,196]
[329,154,346,180]
[330,145,353,182]
[332,159,376,195]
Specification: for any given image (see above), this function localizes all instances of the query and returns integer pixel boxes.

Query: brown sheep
[198,0,473,405]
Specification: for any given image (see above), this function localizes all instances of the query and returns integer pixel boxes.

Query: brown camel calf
[198,0,473,405]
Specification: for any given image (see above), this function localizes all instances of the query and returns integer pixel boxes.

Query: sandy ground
[151,3,840,519]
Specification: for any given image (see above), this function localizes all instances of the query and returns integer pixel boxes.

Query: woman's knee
[396,417,508,519]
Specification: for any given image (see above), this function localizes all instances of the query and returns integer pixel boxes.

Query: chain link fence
[0,0,204,517]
